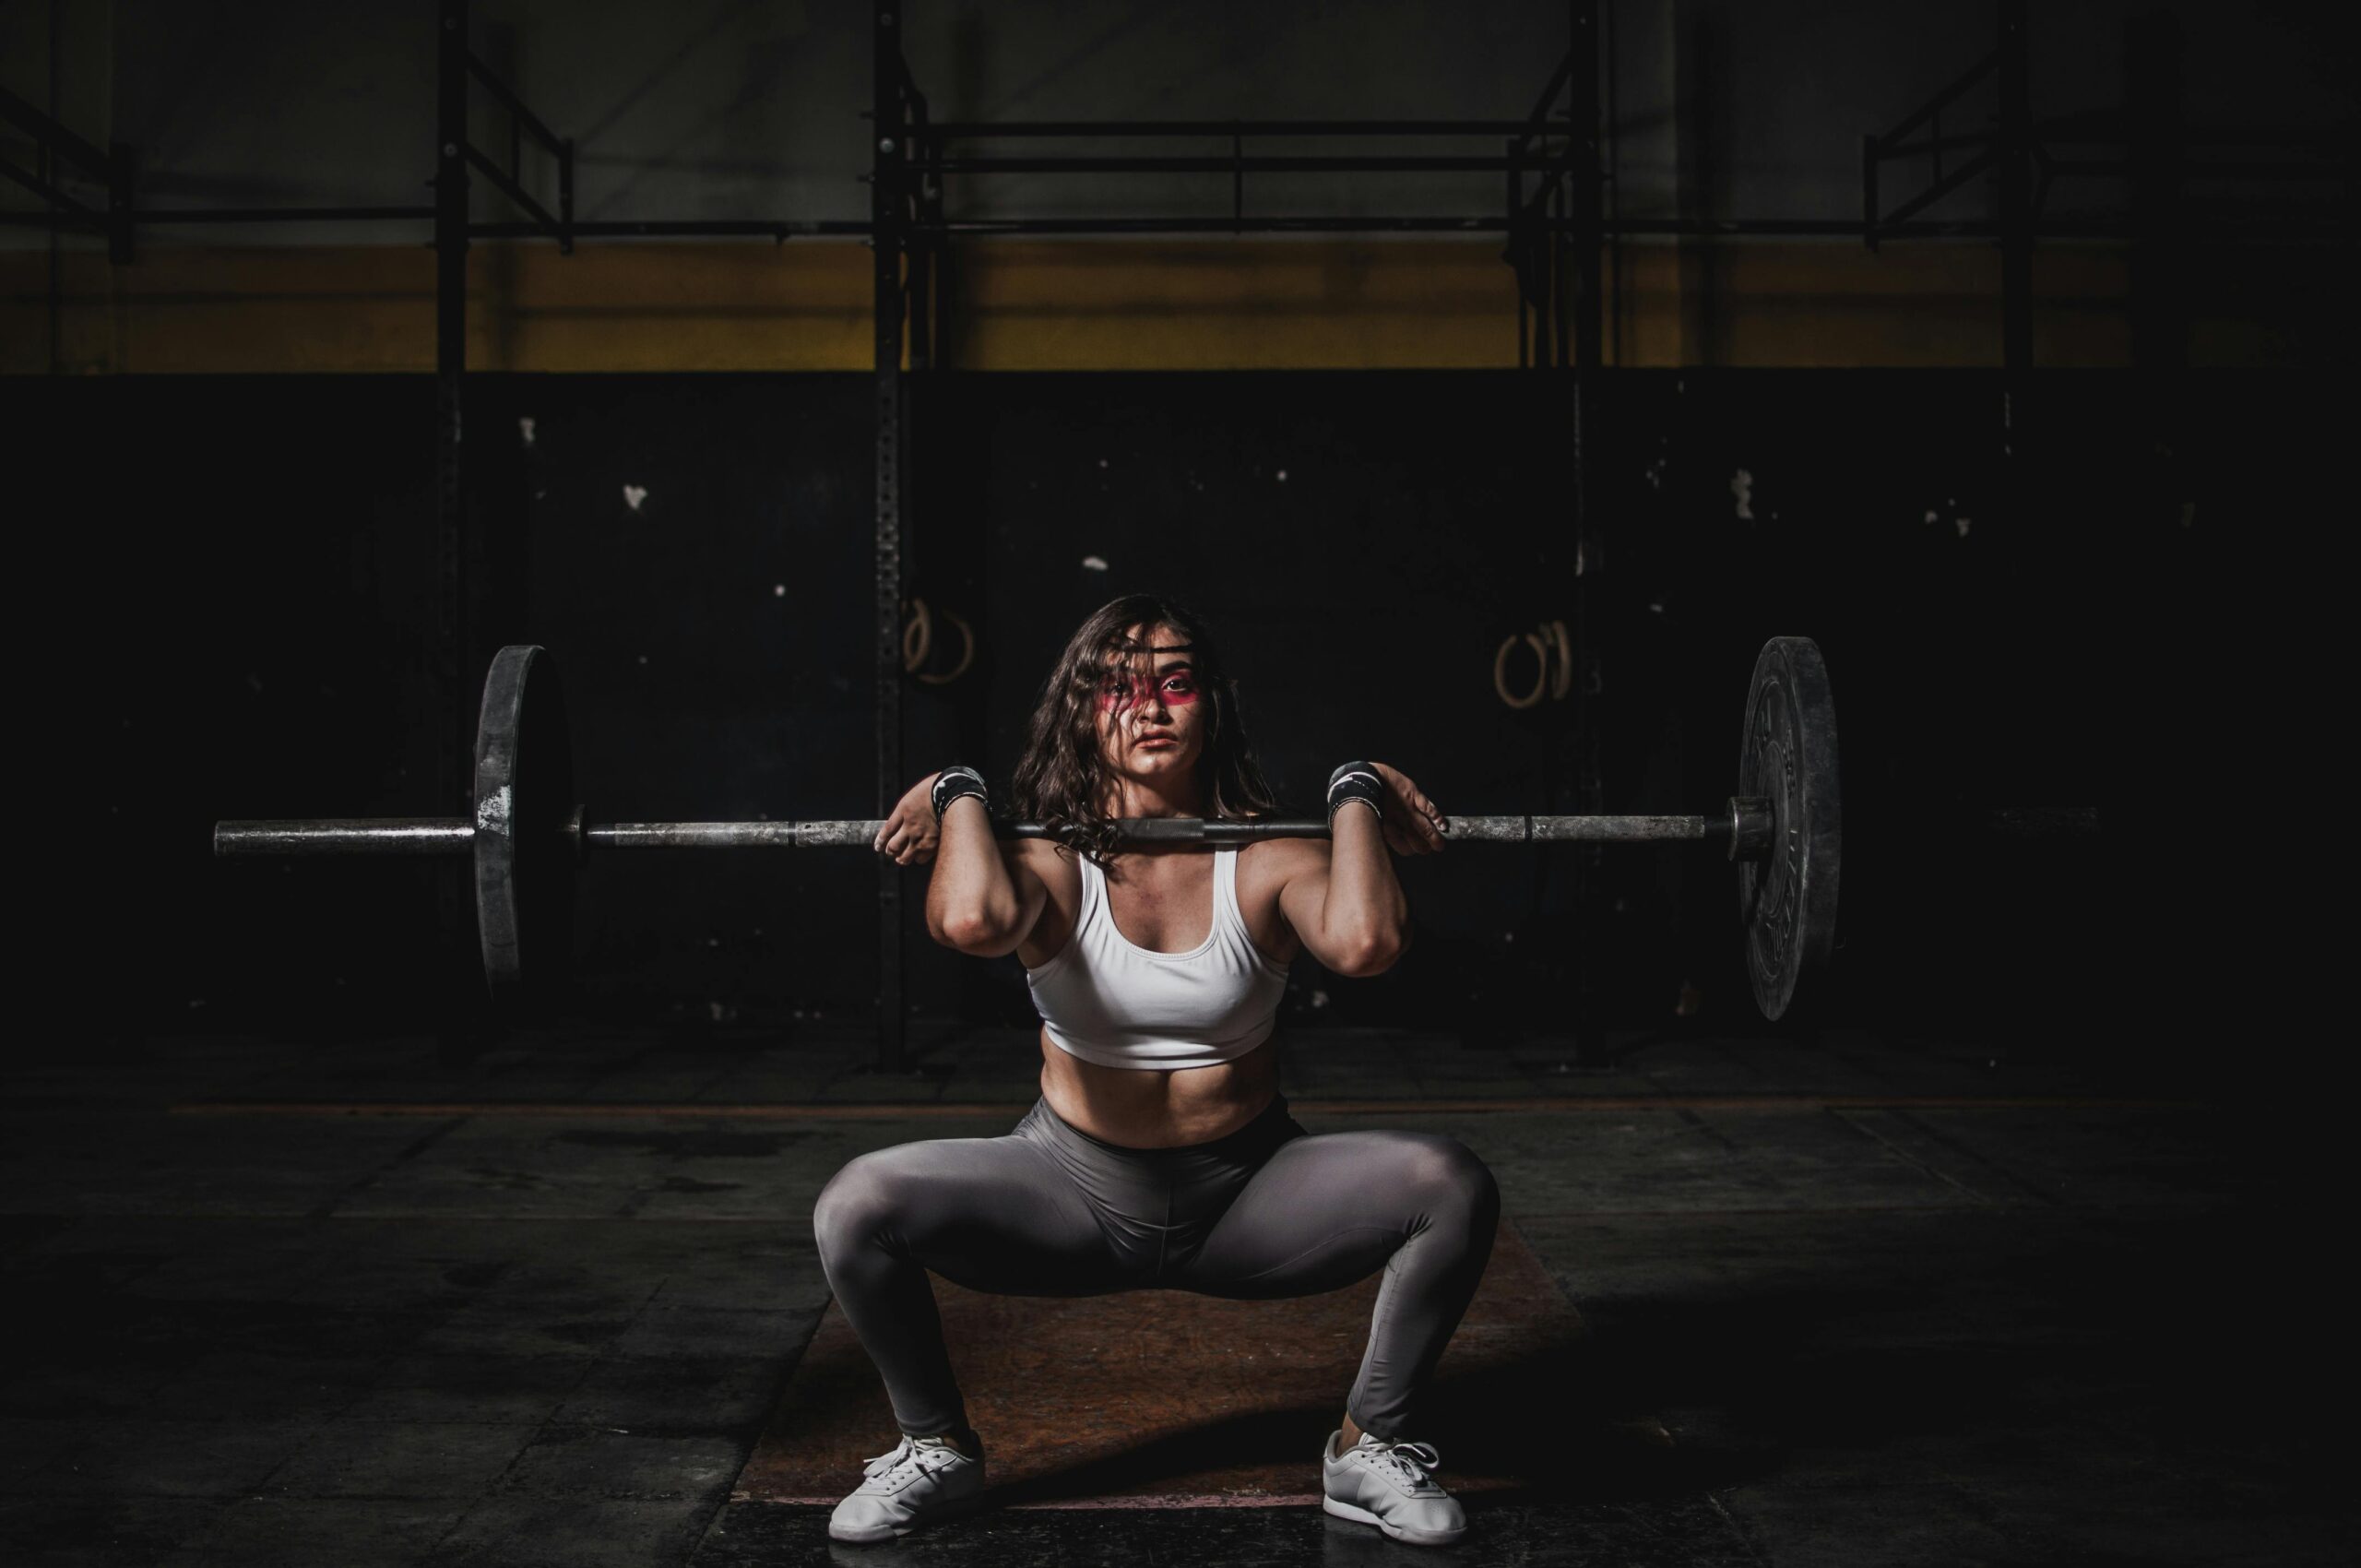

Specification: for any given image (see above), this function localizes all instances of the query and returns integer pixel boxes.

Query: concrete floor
[1,1020,2347,1565]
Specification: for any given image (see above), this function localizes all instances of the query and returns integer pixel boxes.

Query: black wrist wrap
[931,766,989,823]
[1326,760,1383,826]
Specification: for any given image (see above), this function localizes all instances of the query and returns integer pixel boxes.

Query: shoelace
[860,1435,957,1488]
[1354,1436,1443,1490]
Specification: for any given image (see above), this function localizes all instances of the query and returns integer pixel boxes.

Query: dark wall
[26,368,2302,1061]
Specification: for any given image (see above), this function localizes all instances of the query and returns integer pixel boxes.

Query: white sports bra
[1025,847,1292,1070]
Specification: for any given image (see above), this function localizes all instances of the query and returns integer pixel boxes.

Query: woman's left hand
[1369,761,1448,856]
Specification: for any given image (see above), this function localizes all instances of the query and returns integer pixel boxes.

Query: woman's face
[1094,622,1205,786]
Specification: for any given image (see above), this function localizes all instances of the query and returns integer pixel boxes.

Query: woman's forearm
[1324,802,1411,957]
[924,795,1018,944]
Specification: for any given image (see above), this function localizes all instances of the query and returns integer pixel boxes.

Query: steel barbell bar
[209,637,2095,1021]
[208,641,1829,1017]
[214,805,1777,855]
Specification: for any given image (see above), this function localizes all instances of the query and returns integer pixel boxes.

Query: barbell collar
[1727,796,1774,861]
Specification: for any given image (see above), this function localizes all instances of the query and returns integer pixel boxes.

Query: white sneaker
[1321,1429,1468,1546]
[826,1431,987,1543]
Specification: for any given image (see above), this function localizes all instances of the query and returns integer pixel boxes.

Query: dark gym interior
[5,2,2350,1563]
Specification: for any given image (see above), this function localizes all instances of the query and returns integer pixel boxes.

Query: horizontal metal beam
[906,154,1548,174]
[908,215,1531,235]
[0,209,2140,241]
[107,205,440,224]
[469,217,872,240]
[928,119,1545,139]
[17,206,2332,243]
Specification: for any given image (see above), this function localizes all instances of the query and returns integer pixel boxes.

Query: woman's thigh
[1172,1128,1495,1298]
[813,1130,1127,1297]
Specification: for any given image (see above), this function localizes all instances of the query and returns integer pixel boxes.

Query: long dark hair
[1009,593,1288,869]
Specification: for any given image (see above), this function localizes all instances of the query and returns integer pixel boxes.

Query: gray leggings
[812,1093,1501,1442]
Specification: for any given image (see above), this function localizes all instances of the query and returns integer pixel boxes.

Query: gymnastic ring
[901,597,932,674]
[1493,631,1549,710]
[915,606,977,686]
[1547,618,1572,700]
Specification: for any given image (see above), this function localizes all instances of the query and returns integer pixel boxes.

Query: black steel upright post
[1571,1,1604,379]
[872,0,909,1073]
[435,0,471,820]
[907,97,935,370]
[433,0,479,1044]
[1993,0,2033,609]
[1506,137,1527,366]
[1995,0,2033,375]
[558,136,575,256]
[1540,182,1560,368]
[1567,0,1607,1065]
[106,142,136,264]
[2126,9,2186,373]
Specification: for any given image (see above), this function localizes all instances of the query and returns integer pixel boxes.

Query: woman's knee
[813,1149,911,1259]
[1394,1132,1500,1222]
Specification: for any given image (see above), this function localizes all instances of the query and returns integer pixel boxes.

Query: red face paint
[1097,668,1199,714]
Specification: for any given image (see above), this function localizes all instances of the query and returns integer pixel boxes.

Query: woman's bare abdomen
[1036,1027,1280,1148]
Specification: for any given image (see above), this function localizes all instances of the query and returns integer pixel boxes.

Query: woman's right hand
[872,772,944,866]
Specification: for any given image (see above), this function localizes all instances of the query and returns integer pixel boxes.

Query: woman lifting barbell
[813,591,1500,1547]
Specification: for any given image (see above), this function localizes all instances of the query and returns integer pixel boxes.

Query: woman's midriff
[1038,1027,1280,1148]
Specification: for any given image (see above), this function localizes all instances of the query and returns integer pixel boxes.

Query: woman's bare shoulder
[1240,831,1328,874]
[1006,835,1078,880]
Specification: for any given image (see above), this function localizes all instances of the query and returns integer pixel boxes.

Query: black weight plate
[1736,636,1842,1021]
[473,645,577,1004]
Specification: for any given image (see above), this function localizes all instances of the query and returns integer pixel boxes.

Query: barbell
[211,636,2094,1022]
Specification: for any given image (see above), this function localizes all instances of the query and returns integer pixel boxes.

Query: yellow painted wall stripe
[0,238,2300,374]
